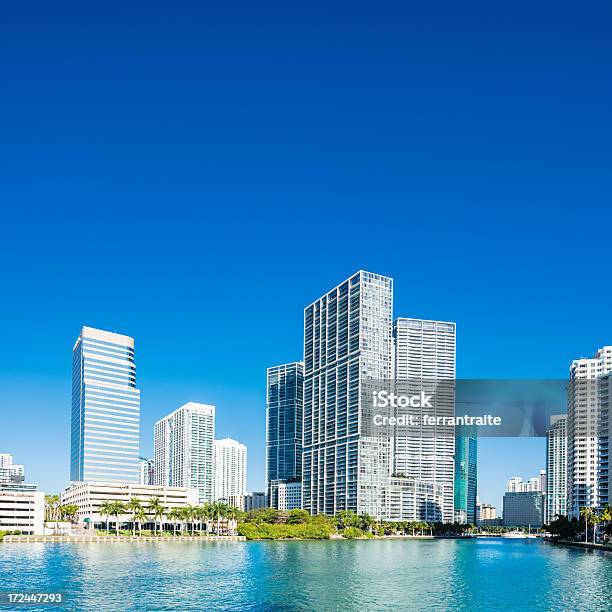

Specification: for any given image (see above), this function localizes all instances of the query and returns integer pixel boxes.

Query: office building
[0,454,25,484]
[545,415,567,523]
[302,271,393,518]
[61,481,198,528]
[0,488,45,535]
[139,457,154,486]
[154,402,215,503]
[502,491,544,527]
[70,326,140,484]
[393,317,456,523]
[243,492,267,512]
[213,438,247,501]
[454,425,477,523]
[269,479,302,510]
[567,346,612,516]
[266,362,303,509]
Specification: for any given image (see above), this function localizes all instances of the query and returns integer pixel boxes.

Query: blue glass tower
[266,362,303,505]
[454,424,477,524]
[71,326,140,483]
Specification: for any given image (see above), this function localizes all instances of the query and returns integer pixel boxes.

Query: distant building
[506,471,545,493]
[0,454,25,484]
[70,326,141,484]
[0,488,44,535]
[243,492,267,512]
[266,362,303,509]
[545,415,567,524]
[502,491,544,528]
[477,502,497,523]
[213,438,247,501]
[61,481,199,528]
[454,425,477,523]
[139,457,154,486]
[269,480,302,510]
[154,402,215,503]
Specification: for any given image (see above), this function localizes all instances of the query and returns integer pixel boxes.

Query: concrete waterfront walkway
[3,535,246,543]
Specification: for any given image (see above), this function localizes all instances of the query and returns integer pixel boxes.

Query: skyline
[3,279,607,513]
[2,2,612,514]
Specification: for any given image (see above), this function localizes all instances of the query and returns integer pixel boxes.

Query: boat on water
[502,531,529,539]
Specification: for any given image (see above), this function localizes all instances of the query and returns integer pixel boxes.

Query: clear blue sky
[1,2,611,512]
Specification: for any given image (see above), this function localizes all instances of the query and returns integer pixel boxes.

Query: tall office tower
[266,362,304,508]
[213,438,247,501]
[454,425,477,524]
[567,346,612,516]
[302,271,393,518]
[598,373,611,507]
[70,327,140,484]
[154,402,215,503]
[393,318,456,523]
[545,415,567,523]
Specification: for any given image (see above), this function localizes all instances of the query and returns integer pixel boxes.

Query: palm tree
[125,498,143,536]
[225,505,240,535]
[45,495,60,522]
[99,500,113,535]
[167,508,180,536]
[580,507,593,542]
[148,497,165,536]
[201,502,214,535]
[592,512,602,544]
[134,508,147,536]
[108,501,126,536]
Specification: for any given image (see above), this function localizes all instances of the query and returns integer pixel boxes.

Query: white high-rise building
[393,318,456,523]
[506,472,545,493]
[302,271,393,518]
[598,373,612,508]
[0,454,25,484]
[138,457,154,486]
[567,346,612,516]
[70,327,140,484]
[154,403,215,504]
[213,438,247,501]
[545,415,567,523]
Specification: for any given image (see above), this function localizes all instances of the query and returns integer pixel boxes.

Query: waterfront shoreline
[3,535,246,543]
[543,538,612,553]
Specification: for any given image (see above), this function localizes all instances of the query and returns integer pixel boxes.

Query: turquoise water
[1,539,611,611]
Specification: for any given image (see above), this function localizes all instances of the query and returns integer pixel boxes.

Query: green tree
[148,497,165,536]
[125,498,143,536]
[134,508,147,536]
[108,501,125,536]
[166,508,180,536]
[59,504,79,523]
[99,500,113,535]
[286,509,310,525]
[580,507,593,542]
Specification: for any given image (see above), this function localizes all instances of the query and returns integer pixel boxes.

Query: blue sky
[1,1,611,512]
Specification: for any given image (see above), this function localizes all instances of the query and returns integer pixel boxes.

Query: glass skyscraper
[302,271,393,517]
[266,362,303,506]
[70,326,140,483]
[454,424,477,524]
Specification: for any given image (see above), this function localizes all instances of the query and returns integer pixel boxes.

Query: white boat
[502,531,528,538]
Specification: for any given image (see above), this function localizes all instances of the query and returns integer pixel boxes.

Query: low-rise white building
[269,480,302,510]
[0,487,44,535]
[61,482,199,528]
